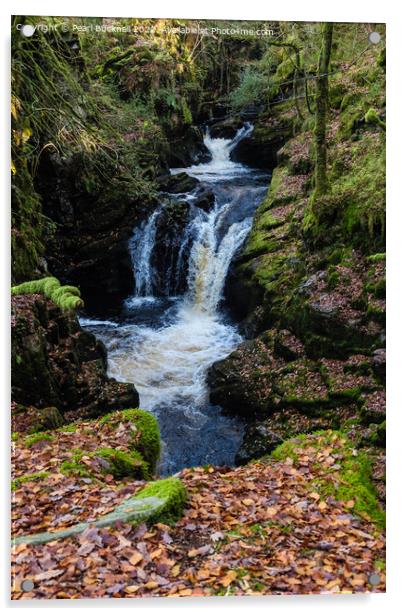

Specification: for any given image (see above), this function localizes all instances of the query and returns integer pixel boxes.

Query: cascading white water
[81,123,269,474]
[129,207,160,298]
[186,205,252,314]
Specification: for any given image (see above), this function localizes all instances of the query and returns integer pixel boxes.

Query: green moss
[11,277,83,312]
[11,160,47,283]
[272,431,385,528]
[99,408,160,472]
[59,448,88,477]
[11,471,50,491]
[60,460,91,478]
[135,477,187,524]
[368,421,386,447]
[304,133,385,252]
[12,475,187,546]
[374,279,386,299]
[57,423,79,433]
[367,300,385,324]
[367,253,386,263]
[365,108,386,130]
[274,360,330,409]
[24,431,54,448]
[374,558,385,572]
[60,446,149,480]
[271,433,309,463]
[327,269,340,290]
[92,447,149,479]
[365,277,385,299]
[258,210,286,231]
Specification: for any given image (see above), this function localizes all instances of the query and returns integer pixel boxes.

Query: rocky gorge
[11,18,385,598]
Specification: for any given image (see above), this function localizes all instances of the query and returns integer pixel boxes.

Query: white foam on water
[81,123,268,472]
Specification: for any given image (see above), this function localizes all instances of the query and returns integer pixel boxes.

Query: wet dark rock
[152,201,191,295]
[164,125,211,167]
[209,117,243,139]
[230,120,293,169]
[38,150,155,315]
[193,187,215,212]
[224,269,266,329]
[235,423,283,464]
[372,348,386,383]
[157,172,199,194]
[11,294,139,422]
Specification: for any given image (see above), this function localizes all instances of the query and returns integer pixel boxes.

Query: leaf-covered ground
[11,431,385,599]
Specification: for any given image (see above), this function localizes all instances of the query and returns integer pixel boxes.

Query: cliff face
[11,293,139,429]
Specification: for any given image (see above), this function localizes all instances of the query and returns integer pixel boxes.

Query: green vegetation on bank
[11,471,50,492]
[135,477,187,525]
[60,446,150,480]
[11,16,272,284]
[272,430,385,528]
[99,408,161,473]
[12,277,83,312]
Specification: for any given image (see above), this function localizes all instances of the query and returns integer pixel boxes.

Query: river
[81,124,270,474]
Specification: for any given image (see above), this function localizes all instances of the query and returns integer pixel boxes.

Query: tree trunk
[314,23,333,196]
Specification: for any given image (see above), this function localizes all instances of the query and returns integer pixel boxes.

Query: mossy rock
[274,360,330,410]
[60,447,150,480]
[11,277,83,312]
[11,404,64,435]
[58,409,161,481]
[365,108,386,131]
[319,358,378,402]
[359,391,386,425]
[271,430,385,528]
[12,477,187,546]
[99,408,161,473]
[134,477,187,525]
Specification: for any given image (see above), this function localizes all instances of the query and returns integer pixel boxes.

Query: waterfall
[128,207,160,298]
[127,123,255,311]
[186,206,252,314]
[82,122,269,474]
[203,122,253,160]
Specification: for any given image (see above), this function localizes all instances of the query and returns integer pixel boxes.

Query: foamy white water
[81,124,269,473]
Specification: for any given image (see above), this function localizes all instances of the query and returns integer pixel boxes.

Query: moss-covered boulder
[11,402,64,435]
[157,171,199,193]
[99,408,161,474]
[208,333,284,416]
[60,447,150,480]
[13,408,161,484]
